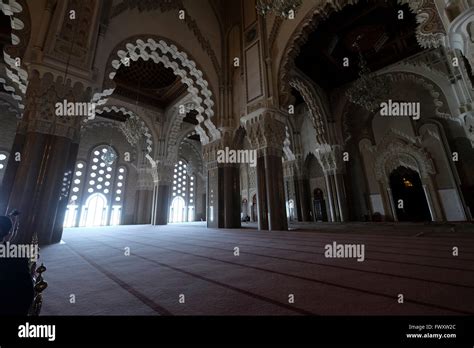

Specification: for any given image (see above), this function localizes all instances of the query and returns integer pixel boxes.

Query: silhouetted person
[0,216,34,315]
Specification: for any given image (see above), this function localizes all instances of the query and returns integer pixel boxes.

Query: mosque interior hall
[0,0,473,316]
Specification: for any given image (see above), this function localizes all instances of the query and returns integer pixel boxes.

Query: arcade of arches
[0,0,473,246]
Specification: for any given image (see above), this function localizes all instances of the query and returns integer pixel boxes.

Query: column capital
[19,70,93,141]
[315,144,345,175]
[242,108,286,152]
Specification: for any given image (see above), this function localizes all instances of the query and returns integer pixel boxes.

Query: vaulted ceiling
[295,0,422,92]
[113,59,187,109]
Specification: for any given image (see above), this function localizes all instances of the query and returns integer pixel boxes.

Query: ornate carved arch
[288,69,330,145]
[93,105,154,158]
[374,140,436,183]
[93,35,220,144]
[1,0,31,110]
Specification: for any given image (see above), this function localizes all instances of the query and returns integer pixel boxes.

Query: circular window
[88,188,94,193]
[94,151,100,156]
[73,187,79,193]
[119,168,125,173]
[76,171,82,177]
[89,180,95,185]
[71,195,78,201]
[93,158,99,163]
[91,165,98,170]
[91,173,97,178]
[74,179,80,185]
[77,163,84,169]
[117,183,123,187]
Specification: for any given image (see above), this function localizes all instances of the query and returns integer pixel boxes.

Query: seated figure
[0,216,35,316]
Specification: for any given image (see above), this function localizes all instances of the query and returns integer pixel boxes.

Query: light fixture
[256,0,302,18]
[101,146,117,166]
[345,35,391,112]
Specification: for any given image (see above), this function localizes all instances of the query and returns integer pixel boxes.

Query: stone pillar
[223,164,241,228]
[264,148,288,230]
[151,164,173,225]
[324,174,336,222]
[295,177,312,221]
[316,145,347,223]
[51,142,79,244]
[135,189,153,224]
[0,132,25,215]
[203,138,241,229]
[255,153,268,230]
[151,184,171,225]
[6,82,88,244]
[386,187,398,222]
[244,110,288,231]
[334,173,346,222]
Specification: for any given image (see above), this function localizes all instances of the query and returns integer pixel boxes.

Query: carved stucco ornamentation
[244,111,287,153]
[374,135,436,183]
[315,144,344,174]
[19,71,92,141]
[1,0,32,110]
[95,36,220,144]
[94,105,154,157]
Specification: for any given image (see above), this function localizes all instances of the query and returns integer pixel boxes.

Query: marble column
[324,174,335,222]
[135,189,153,224]
[151,164,173,226]
[5,72,90,245]
[223,164,241,228]
[295,177,312,221]
[151,183,171,225]
[51,142,79,244]
[0,132,25,215]
[386,187,398,222]
[255,153,269,230]
[264,149,288,231]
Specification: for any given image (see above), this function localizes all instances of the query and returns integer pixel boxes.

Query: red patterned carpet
[39,222,474,315]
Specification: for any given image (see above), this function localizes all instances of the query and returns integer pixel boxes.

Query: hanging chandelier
[256,0,302,18]
[345,37,391,112]
[101,145,117,166]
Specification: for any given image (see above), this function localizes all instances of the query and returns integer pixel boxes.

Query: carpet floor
[39,222,474,315]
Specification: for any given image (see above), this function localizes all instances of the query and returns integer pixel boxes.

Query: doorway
[313,188,328,222]
[389,167,431,222]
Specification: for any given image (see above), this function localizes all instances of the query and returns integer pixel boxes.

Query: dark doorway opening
[389,167,431,222]
[313,188,328,222]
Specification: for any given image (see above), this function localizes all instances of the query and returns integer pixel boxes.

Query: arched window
[83,193,108,227]
[169,160,195,222]
[64,145,127,227]
[0,151,9,185]
[170,196,186,223]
